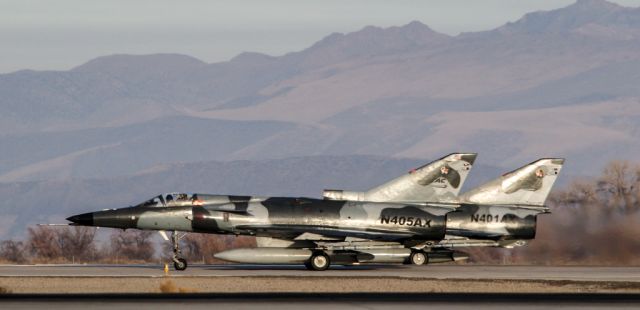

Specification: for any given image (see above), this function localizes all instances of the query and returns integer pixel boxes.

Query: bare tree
[26,226,100,263]
[109,230,155,262]
[635,165,640,213]
[27,226,62,261]
[553,178,597,206]
[168,233,228,263]
[59,226,99,262]
[0,240,26,263]
[597,160,639,215]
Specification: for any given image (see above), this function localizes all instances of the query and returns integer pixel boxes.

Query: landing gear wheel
[173,258,188,271]
[410,251,427,266]
[308,252,330,271]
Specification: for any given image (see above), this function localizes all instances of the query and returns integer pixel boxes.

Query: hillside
[0,0,639,239]
[0,155,501,239]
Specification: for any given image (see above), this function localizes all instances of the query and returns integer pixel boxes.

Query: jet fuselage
[68,195,540,243]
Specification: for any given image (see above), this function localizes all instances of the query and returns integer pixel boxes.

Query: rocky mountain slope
[0,0,638,238]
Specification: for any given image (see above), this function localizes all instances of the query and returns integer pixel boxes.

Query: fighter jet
[66,154,564,271]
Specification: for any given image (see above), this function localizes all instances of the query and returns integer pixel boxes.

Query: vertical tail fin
[363,153,477,203]
[459,158,565,207]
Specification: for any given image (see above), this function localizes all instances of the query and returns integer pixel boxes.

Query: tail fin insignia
[460,158,565,207]
[364,153,477,203]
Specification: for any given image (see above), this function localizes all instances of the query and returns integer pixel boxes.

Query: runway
[0,264,639,295]
[1,265,640,308]
[1,264,639,282]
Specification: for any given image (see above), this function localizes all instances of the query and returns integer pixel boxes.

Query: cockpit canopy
[133,193,264,208]
[134,193,202,208]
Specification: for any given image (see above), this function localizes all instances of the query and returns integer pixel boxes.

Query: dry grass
[159,278,198,293]
[0,276,638,294]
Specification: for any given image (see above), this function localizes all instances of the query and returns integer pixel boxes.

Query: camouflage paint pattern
[323,153,477,203]
[441,158,564,241]
[66,156,565,266]
[445,204,539,240]
[77,196,450,242]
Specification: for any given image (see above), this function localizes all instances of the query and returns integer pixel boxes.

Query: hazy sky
[2,0,640,73]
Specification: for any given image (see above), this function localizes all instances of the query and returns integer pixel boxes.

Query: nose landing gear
[171,231,188,271]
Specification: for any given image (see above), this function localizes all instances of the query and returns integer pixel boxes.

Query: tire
[409,251,427,266]
[308,252,330,271]
[174,258,188,271]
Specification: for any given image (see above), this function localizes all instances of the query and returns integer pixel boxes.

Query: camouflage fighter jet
[437,158,565,250]
[66,154,564,271]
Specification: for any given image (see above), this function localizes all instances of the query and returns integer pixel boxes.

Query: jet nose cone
[66,212,94,226]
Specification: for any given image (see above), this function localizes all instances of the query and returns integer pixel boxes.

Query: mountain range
[1,0,640,239]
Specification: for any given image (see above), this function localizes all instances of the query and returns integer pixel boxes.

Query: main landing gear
[304,252,331,271]
[409,251,427,265]
[171,231,188,271]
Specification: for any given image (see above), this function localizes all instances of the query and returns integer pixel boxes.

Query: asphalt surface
[2,265,639,308]
[0,264,638,282]
[1,293,640,309]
